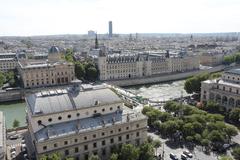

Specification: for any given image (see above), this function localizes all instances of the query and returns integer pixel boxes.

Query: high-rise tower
[109,21,113,38]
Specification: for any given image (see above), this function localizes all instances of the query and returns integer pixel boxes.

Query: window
[64,141,68,145]
[94,110,97,113]
[230,88,232,92]
[48,118,52,122]
[75,147,79,153]
[136,124,139,128]
[110,107,113,111]
[76,113,80,117]
[126,134,129,139]
[84,136,87,140]
[117,106,120,109]
[136,132,140,137]
[84,145,88,151]
[93,134,96,138]
[118,136,122,141]
[67,114,71,119]
[126,127,129,130]
[102,108,105,112]
[43,146,47,150]
[110,138,114,143]
[65,150,69,156]
[102,140,105,146]
[54,143,58,148]
[37,120,42,125]
[118,128,121,132]
[110,130,113,134]
[58,116,62,120]
[93,142,97,148]
[102,132,105,136]
[102,148,106,156]
[74,139,78,143]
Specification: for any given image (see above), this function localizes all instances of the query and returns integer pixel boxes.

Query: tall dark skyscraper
[109,21,112,38]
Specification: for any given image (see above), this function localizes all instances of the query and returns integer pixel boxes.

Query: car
[170,153,178,160]
[183,150,193,158]
[181,154,188,160]
[9,135,18,140]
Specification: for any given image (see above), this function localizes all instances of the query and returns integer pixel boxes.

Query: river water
[125,80,190,101]
[0,101,26,129]
[0,80,188,129]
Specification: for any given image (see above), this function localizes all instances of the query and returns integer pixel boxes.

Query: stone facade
[201,68,240,110]
[98,52,199,81]
[26,83,147,160]
[200,52,224,66]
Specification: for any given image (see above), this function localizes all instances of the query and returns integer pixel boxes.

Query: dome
[49,46,60,54]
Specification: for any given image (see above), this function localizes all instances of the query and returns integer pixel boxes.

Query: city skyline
[0,0,240,36]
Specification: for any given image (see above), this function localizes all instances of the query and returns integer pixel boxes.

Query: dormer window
[95,100,99,105]
[37,120,42,125]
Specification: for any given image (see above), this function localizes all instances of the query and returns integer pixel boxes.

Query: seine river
[0,101,26,129]
[125,80,190,101]
[0,80,188,129]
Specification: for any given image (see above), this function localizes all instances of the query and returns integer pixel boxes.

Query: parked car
[9,135,18,140]
[181,154,188,160]
[170,153,178,160]
[183,150,193,158]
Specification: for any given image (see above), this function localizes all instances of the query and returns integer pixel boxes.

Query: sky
[0,0,240,36]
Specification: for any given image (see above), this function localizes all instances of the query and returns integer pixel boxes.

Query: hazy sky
[0,0,240,36]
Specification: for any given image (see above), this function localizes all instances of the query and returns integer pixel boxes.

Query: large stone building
[98,50,199,81]
[18,46,75,88]
[0,111,6,160]
[201,68,240,110]
[200,51,225,66]
[26,82,147,160]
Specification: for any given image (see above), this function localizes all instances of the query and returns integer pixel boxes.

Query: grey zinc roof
[226,68,240,75]
[26,88,122,115]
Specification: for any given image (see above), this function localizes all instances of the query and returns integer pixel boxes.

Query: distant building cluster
[201,68,240,110]
[98,50,199,81]
[26,82,147,160]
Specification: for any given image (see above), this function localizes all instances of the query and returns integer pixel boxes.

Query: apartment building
[98,50,199,81]
[26,82,148,160]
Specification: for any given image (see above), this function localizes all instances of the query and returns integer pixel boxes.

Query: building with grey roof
[26,83,147,160]
[98,50,199,81]
[201,68,240,110]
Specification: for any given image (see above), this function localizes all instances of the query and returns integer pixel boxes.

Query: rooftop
[35,107,145,142]
[26,86,122,116]
[225,68,240,75]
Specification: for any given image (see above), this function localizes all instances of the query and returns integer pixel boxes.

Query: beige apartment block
[98,51,199,81]
[26,83,148,160]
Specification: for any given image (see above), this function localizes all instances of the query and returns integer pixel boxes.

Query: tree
[85,67,98,81]
[110,153,119,160]
[152,140,161,156]
[88,155,100,160]
[224,125,238,141]
[184,73,210,94]
[219,156,233,160]
[139,143,155,160]
[228,108,240,123]
[0,72,5,88]
[12,119,20,129]
[204,101,221,113]
[40,153,61,160]
[75,62,85,80]
[232,147,240,160]
[119,144,139,160]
